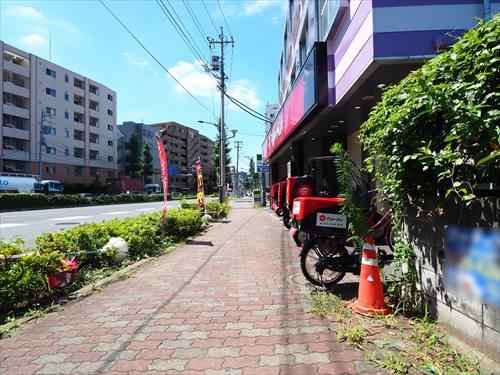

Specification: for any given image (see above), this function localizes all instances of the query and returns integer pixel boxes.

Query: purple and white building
[264,0,498,357]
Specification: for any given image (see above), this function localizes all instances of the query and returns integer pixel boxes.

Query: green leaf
[477,150,500,166]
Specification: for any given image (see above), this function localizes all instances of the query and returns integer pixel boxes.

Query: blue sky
[0,0,286,171]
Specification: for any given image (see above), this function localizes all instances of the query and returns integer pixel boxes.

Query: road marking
[136,208,154,211]
[103,211,129,215]
[0,223,27,229]
[49,216,91,221]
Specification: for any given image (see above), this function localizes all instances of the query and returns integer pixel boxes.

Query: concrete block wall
[403,197,499,359]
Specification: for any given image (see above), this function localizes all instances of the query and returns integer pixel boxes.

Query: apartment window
[90,168,99,176]
[64,92,69,101]
[107,109,113,116]
[73,78,84,89]
[64,128,69,138]
[107,94,113,101]
[108,155,114,162]
[46,146,56,155]
[45,127,56,135]
[45,166,56,174]
[46,68,56,78]
[74,166,83,176]
[46,88,56,97]
[108,140,113,146]
[45,107,56,116]
[74,148,84,158]
[65,147,69,156]
[74,112,85,124]
[74,129,84,141]
[89,133,99,144]
[107,124,113,131]
[89,85,99,95]
[64,74,69,83]
[3,114,28,130]
[64,110,69,120]
[89,116,99,127]
[89,150,99,160]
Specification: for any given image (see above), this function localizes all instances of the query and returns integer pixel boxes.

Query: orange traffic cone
[351,236,390,316]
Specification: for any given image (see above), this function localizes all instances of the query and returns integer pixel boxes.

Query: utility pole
[234,141,242,196]
[38,110,46,180]
[209,27,234,203]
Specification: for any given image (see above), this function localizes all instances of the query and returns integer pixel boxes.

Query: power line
[99,0,213,116]
[225,94,269,122]
[182,0,209,44]
[201,0,219,35]
[216,0,233,38]
[157,0,209,66]
[224,92,271,121]
[237,131,264,137]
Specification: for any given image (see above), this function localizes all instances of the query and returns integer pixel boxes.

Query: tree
[142,144,154,184]
[124,132,143,178]
[211,122,232,186]
[248,158,258,189]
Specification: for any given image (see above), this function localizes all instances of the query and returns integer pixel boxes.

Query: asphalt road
[0,199,204,247]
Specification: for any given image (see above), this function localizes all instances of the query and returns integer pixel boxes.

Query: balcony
[89,116,99,128]
[74,148,85,159]
[3,126,29,140]
[89,84,99,96]
[73,94,85,107]
[73,130,84,142]
[3,51,29,76]
[74,112,85,124]
[89,150,99,160]
[73,78,84,90]
[2,159,29,173]
[89,133,99,144]
[89,100,99,112]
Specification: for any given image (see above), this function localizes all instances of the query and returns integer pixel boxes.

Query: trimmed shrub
[180,201,231,220]
[1,208,205,321]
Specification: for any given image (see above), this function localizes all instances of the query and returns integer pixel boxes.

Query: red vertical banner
[156,134,168,220]
[195,158,205,211]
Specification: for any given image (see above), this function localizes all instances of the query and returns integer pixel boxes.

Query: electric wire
[224,92,270,121]
[216,0,232,38]
[157,0,209,66]
[201,0,219,34]
[225,94,270,122]
[98,0,214,116]
[182,0,209,45]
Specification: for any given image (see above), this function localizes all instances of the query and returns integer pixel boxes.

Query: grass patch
[337,318,366,349]
[307,289,353,320]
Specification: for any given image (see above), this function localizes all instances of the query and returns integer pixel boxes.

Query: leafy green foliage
[180,200,231,220]
[142,143,154,184]
[360,15,500,219]
[330,143,369,243]
[0,208,205,323]
[124,132,143,178]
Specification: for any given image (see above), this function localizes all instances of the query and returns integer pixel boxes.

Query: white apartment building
[264,102,279,134]
[1,41,117,186]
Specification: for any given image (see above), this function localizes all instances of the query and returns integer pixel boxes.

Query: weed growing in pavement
[366,351,408,375]
[337,318,366,349]
[307,289,353,319]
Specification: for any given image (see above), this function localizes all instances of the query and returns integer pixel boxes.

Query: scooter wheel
[283,216,291,229]
[300,245,347,288]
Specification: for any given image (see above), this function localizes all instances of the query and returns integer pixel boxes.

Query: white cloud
[239,1,287,26]
[228,80,261,110]
[20,33,46,46]
[121,52,149,68]
[169,60,217,97]
[5,6,45,20]
[168,60,262,111]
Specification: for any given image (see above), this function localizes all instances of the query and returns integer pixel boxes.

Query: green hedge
[0,193,198,210]
[180,201,231,219]
[0,208,204,321]
[360,15,500,219]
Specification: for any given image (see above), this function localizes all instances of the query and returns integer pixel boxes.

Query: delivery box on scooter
[291,196,348,235]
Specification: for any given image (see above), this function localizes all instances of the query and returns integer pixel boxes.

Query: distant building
[149,121,214,193]
[0,41,117,185]
[265,103,279,134]
[117,121,160,183]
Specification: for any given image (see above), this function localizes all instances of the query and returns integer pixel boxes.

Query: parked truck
[0,174,39,193]
[106,177,144,194]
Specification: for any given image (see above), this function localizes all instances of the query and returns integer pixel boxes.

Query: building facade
[264,102,280,134]
[117,121,161,183]
[264,0,499,357]
[1,41,117,185]
[149,121,214,193]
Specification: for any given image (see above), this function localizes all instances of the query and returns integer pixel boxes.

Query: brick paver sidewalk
[0,200,385,374]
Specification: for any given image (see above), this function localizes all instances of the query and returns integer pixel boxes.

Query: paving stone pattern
[0,200,386,374]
